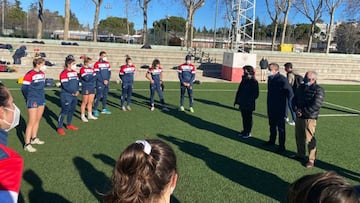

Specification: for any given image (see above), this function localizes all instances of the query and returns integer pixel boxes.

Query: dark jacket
[292,83,324,119]
[12,45,27,64]
[259,58,268,69]
[234,76,259,111]
[267,73,293,119]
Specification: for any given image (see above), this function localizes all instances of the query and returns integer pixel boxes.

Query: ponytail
[104,139,177,203]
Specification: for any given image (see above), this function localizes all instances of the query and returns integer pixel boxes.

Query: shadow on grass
[253,112,268,119]
[15,115,26,146]
[44,91,61,130]
[130,92,174,109]
[101,91,121,109]
[93,153,116,167]
[45,90,61,108]
[43,105,58,131]
[162,107,360,183]
[194,98,236,111]
[45,90,83,121]
[315,161,360,182]
[158,134,289,202]
[73,156,111,202]
[23,169,71,203]
[170,195,181,203]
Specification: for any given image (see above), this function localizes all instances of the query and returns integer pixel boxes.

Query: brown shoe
[305,161,314,168]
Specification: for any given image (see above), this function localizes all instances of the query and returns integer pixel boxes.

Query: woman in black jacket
[234,65,259,138]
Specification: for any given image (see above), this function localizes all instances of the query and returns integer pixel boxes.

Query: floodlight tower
[229,0,256,52]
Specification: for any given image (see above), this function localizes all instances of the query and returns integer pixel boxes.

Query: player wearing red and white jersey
[119,56,135,111]
[79,56,97,122]
[93,51,112,116]
[178,55,196,113]
[145,59,168,111]
[21,57,46,152]
[57,56,80,136]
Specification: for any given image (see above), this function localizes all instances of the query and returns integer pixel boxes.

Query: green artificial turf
[2,79,360,203]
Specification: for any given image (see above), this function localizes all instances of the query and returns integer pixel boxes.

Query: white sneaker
[24,144,37,152]
[150,106,155,111]
[242,133,252,139]
[126,105,131,111]
[189,107,194,113]
[88,114,98,120]
[288,121,295,126]
[285,117,289,122]
[81,116,89,122]
[122,106,127,111]
[30,137,45,145]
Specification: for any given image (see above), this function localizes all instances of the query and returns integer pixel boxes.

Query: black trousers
[241,109,253,134]
[268,117,286,148]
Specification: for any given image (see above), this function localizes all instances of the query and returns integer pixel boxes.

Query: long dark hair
[104,139,177,203]
[243,65,255,78]
[151,59,160,69]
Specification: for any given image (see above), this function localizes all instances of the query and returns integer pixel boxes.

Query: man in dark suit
[263,63,294,153]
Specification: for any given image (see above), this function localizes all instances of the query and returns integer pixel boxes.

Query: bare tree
[183,0,205,48]
[335,22,360,53]
[265,0,285,51]
[138,0,151,44]
[64,0,70,40]
[222,0,235,48]
[325,0,342,53]
[344,0,360,19]
[293,0,324,52]
[92,0,102,42]
[280,0,293,45]
[37,0,43,39]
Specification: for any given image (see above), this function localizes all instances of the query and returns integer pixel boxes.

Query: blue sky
[18,0,345,30]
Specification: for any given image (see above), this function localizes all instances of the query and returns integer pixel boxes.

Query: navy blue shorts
[26,98,45,108]
[82,87,95,95]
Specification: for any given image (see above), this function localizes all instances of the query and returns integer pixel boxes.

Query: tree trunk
[142,2,148,44]
[271,22,279,51]
[326,9,335,54]
[280,0,292,45]
[307,23,315,52]
[190,12,194,48]
[37,0,43,39]
[182,0,204,48]
[64,0,70,40]
[93,1,101,42]
[184,7,192,48]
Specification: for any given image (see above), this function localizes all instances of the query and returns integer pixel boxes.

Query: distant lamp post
[104,3,112,18]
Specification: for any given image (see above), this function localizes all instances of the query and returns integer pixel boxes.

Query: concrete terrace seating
[254,51,360,82]
[1,37,360,84]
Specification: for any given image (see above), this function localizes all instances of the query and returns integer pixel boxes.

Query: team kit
[20,52,196,152]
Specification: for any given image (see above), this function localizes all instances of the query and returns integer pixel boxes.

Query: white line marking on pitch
[319,114,359,117]
[324,101,360,114]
